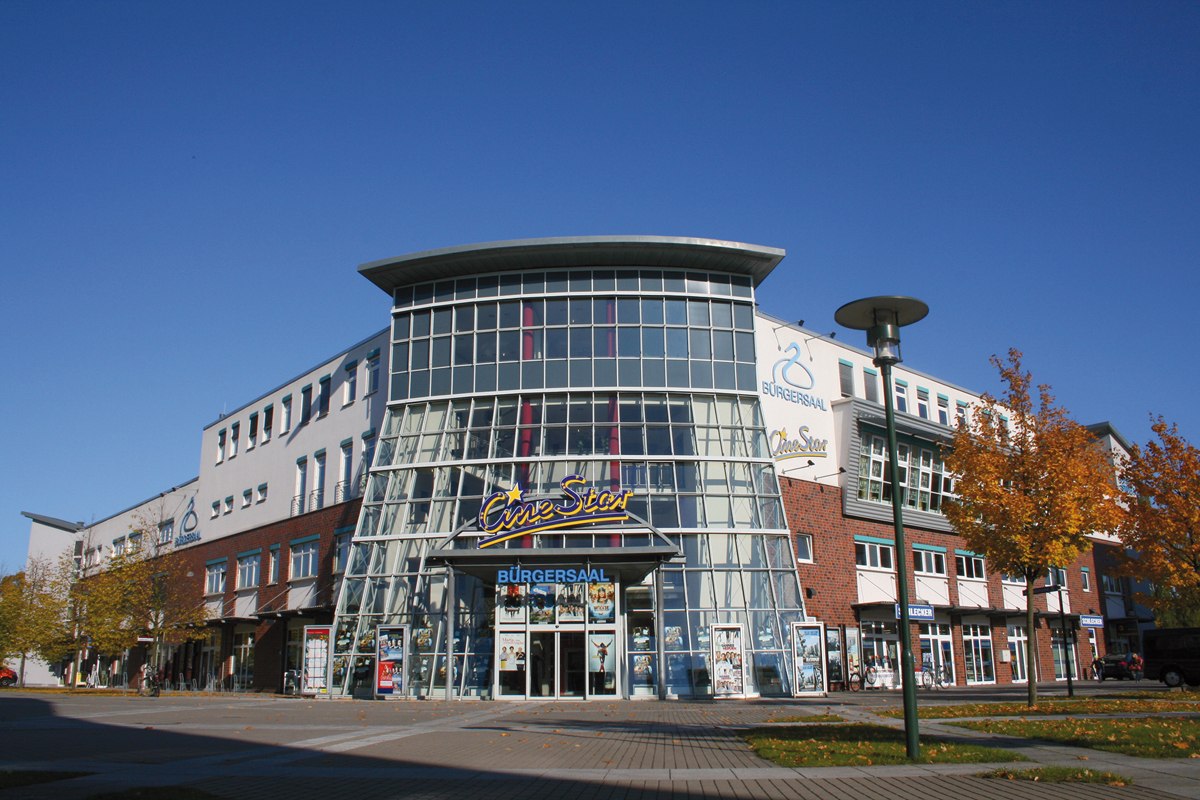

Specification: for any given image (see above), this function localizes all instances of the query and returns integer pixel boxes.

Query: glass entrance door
[528,631,586,698]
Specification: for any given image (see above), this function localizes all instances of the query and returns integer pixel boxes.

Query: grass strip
[746,722,1025,767]
[953,716,1200,759]
[767,713,845,723]
[880,697,1200,719]
[980,766,1131,786]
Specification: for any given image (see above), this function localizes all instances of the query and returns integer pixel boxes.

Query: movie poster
[375,625,407,698]
[711,625,745,698]
[301,626,330,696]
[497,584,526,624]
[529,583,555,624]
[791,622,826,695]
[557,583,585,622]
[498,632,526,672]
[587,582,615,623]
[588,633,616,694]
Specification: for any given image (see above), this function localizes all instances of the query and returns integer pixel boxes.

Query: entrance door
[528,631,586,698]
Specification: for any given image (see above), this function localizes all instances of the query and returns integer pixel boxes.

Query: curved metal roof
[358,235,786,293]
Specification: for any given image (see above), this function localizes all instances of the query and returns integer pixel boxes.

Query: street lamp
[835,295,928,760]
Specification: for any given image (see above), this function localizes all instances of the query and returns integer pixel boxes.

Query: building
[21,236,1145,696]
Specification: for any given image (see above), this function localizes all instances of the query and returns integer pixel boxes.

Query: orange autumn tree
[1118,418,1200,626]
[943,350,1122,706]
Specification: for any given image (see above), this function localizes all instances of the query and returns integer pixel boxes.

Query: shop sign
[175,497,201,547]
[496,567,609,584]
[895,603,935,621]
[769,426,829,461]
[477,475,632,548]
[761,343,829,411]
[1079,614,1105,628]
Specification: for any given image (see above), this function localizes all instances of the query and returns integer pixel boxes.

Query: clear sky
[2,2,1198,573]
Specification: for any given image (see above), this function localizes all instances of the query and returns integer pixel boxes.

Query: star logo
[504,485,524,505]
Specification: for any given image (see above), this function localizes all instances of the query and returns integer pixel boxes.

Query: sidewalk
[0,689,1196,799]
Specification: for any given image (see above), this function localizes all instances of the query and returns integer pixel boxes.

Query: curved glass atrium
[331,252,807,699]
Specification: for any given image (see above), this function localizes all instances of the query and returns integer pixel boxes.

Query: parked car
[0,666,17,687]
[1093,653,1135,680]
[1143,627,1200,688]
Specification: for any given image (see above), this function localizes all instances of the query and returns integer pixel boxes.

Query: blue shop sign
[1079,614,1105,628]
[895,603,935,621]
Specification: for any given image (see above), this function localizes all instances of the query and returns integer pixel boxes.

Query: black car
[1092,653,1136,680]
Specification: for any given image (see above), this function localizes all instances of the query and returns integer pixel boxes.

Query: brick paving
[0,688,1196,799]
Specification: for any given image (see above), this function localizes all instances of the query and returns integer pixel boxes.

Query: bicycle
[920,663,951,689]
[846,665,878,691]
[137,672,161,697]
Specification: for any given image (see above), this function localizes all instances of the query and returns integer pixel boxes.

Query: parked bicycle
[137,670,161,697]
[920,663,951,689]
[847,664,878,691]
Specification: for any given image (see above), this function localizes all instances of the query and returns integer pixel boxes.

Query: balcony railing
[291,495,305,517]
[309,488,324,511]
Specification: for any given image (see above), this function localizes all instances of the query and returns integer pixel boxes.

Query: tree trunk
[1025,574,1037,707]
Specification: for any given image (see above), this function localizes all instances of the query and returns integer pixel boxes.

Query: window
[281,396,293,433]
[256,483,268,503]
[366,354,381,395]
[294,459,308,516]
[894,381,908,413]
[334,532,351,573]
[216,429,226,463]
[916,388,929,419]
[838,360,854,398]
[963,624,995,684]
[210,501,220,519]
[344,362,358,404]
[855,540,894,570]
[1081,567,1091,592]
[242,489,252,508]
[1001,573,1024,585]
[127,533,142,552]
[158,519,174,546]
[268,546,280,584]
[248,413,258,449]
[300,385,313,425]
[857,434,954,513]
[912,548,946,575]
[956,402,968,427]
[863,368,879,403]
[795,533,813,563]
[317,376,331,417]
[205,562,227,595]
[1046,566,1067,588]
[291,540,318,579]
[230,422,240,458]
[1101,573,1122,594]
[237,553,260,589]
[263,404,274,441]
[313,451,326,510]
[112,537,126,557]
[223,496,234,515]
[956,554,986,580]
[338,441,353,501]
[937,395,949,425]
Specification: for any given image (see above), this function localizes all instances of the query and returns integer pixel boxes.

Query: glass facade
[330,242,807,699]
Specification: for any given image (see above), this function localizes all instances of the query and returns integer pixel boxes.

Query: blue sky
[2,2,1198,572]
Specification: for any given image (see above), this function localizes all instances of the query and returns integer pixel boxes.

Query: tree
[71,513,209,686]
[0,557,75,685]
[1117,417,1200,621]
[943,349,1122,706]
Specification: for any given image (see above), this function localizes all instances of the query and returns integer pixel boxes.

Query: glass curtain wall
[330,265,806,697]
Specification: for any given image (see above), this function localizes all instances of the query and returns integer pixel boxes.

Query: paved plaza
[0,683,1197,799]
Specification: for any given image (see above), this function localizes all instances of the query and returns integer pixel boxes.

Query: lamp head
[834,296,928,366]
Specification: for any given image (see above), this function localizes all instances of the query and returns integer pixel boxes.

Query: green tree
[944,350,1122,706]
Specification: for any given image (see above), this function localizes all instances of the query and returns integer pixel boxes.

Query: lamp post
[835,295,928,760]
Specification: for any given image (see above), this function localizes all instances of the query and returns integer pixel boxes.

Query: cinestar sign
[477,475,632,549]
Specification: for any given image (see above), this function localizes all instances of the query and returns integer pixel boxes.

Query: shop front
[327,237,810,700]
